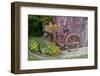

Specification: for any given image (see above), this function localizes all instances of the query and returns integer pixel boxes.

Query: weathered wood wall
[53,16,88,47]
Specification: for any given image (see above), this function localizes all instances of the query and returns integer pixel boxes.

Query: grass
[28,55,42,61]
[65,54,88,59]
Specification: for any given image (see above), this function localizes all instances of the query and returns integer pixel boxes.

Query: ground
[28,47,88,60]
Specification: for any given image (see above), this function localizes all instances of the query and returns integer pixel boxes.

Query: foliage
[29,37,47,53]
[29,37,60,56]
[40,16,53,25]
[44,22,59,42]
[39,39,47,50]
[29,37,40,52]
[28,15,44,37]
[28,15,53,37]
[42,42,60,56]
[44,23,59,34]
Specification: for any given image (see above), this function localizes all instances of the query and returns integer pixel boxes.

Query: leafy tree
[40,16,53,25]
[28,15,53,37]
[28,15,44,37]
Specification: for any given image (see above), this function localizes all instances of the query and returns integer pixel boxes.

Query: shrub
[29,37,47,53]
[39,39,47,50]
[42,42,60,56]
[28,15,44,37]
[29,37,40,52]
[29,38,61,56]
